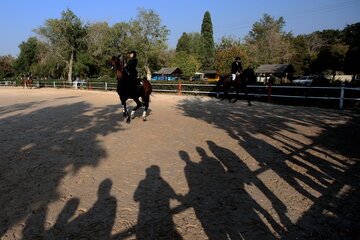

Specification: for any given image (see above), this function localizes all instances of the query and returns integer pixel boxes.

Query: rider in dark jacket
[231,56,243,81]
[125,50,139,90]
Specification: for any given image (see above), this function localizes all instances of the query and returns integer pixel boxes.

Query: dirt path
[0,87,359,239]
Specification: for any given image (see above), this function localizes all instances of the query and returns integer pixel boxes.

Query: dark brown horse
[217,68,256,105]
[109,55,152,123]
[21,75,34,89]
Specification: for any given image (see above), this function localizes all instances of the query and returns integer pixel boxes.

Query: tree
[215,36,242,51]
[244,14,293,65]
[176,32,191,54]
[13,37,41,74]
[317,29,343,45]
[85,22,116,77]
[171,51,201,80]
[0,55,15,78]
[344,47,360,77]
[343,23,360,77]
[311,44,347,79]
[128,8,170,79]
[343,22,360,46]
[110,22,132,55]
[200,11,215,70]
[215,46,249,76]
[35,8,88,82]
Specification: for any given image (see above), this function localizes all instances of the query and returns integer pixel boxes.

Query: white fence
[1,80,360,109]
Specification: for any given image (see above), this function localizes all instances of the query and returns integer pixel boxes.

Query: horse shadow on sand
[177,98,360,239]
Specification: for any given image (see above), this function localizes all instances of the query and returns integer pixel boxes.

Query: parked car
[292,76,314,84]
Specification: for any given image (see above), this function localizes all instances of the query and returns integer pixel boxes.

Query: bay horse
[21,75,34,89]
[109,55,152,123]
[216,68,256,105]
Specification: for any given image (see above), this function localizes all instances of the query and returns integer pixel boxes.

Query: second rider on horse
[125,50,141,91]
[231,56,243,83]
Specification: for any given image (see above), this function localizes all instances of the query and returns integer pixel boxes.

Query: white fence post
[53,82,56,88]
[105,82,108,91]
[340,83,345,109]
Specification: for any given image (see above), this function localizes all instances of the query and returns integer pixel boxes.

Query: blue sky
[1,0,359,57]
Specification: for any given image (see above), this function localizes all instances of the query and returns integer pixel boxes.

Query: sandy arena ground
[0,87,359,240]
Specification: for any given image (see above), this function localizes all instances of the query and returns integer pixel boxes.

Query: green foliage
[215,46,249,76]
[34,8,88,81]
[175,32,203,66]
[343,23,360,47]
[170,51,201,80]
[344,46,360,75]
[0,55,15,78]
[176,32,191,54]
[215,36,242,51]
[200,11,215,70]
[128,8,170,78]
[13,37,41,74]
[74,53,97,78]
[316,29,343,45]
[244,14,293,65]
[289,35,312,75]
[343,23,360,76]
[9,8,359,83]
[311,44,347,78]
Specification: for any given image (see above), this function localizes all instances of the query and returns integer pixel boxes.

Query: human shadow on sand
[177,98,360,239]
[110,165,183,240]
[179,147,281,239]
[22,178,117,240]
[0,102,124,238]
[133,165,182,240]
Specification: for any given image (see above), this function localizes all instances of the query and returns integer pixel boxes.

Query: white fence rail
[1,80,359,109]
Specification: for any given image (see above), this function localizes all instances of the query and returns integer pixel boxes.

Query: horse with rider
[217,56,256,105]
[109,51,152,123]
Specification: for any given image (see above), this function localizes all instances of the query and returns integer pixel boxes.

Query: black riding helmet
[235,56,241,60]
[128,50,137,57]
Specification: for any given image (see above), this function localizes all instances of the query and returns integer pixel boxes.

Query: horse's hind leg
[130,98,142,119]
[245,90,251,106]
[232,89,239,103]
[140,95,150,121]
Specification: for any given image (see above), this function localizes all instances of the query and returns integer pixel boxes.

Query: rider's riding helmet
[128,50,137,57]
[235,56,241,60]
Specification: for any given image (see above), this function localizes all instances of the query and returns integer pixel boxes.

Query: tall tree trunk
[145,65,151,80]
[67,50,74,83]
[144,54,152,80]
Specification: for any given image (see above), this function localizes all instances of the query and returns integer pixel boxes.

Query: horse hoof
[143,117,147,121]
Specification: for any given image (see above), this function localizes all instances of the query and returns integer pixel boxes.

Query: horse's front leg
[226,89,232,103]
[232,90,239,103]
[121,100,131,123]
[124,103,131,123]
[130,98,142,119]
[121,101,128,117]
[245,89,252,106]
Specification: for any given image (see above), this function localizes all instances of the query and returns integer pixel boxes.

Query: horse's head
[109,55,126,81]
[241,67,256,83]
[109,55,125,71]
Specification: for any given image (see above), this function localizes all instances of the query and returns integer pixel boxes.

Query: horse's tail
[141,78,152,102]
